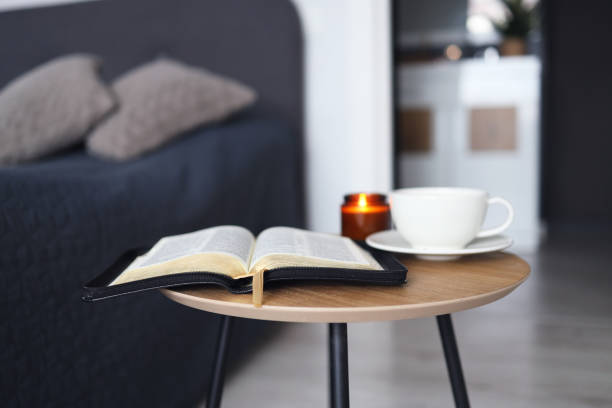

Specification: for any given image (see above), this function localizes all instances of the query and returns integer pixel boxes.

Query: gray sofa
[0,0,303,406]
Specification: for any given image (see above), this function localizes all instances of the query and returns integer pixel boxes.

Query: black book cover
[82,243,407,302]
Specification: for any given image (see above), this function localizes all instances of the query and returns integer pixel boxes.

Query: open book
[83,226,407,306]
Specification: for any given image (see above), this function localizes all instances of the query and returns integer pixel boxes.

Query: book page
[250,227,379,271]
[133,226,255,269]
[109,226,256,285]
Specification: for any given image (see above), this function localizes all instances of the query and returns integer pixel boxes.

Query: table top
[162,252,530,323]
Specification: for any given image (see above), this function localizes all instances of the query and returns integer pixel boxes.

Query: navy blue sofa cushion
[0,115,303,407]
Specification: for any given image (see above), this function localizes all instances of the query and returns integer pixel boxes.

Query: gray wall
[395,0,467,35]
[541,0,612,234]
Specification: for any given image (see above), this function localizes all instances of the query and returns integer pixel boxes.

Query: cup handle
[475,197,514,238]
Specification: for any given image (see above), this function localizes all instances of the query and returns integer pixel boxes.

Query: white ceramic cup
[389,187,514,249]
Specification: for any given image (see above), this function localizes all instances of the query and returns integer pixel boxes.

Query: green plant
[494,0,539,38]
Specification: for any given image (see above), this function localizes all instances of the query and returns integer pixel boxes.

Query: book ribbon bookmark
[252,269,265,307]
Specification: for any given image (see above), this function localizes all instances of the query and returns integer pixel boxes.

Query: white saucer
[365,230,513,261]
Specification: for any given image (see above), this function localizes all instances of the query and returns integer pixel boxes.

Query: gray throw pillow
[87,58,257,160]
[0,54,115,165]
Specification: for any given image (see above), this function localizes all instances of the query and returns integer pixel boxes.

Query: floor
[218,238,612,407]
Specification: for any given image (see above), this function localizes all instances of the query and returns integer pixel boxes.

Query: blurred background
[227,1,612,407]
[394,0,612,250]
[395,0,542,249]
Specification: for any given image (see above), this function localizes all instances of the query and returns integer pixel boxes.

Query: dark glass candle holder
[341,193,391,241]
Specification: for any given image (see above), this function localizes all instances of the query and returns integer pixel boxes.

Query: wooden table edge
[161,270,529,323]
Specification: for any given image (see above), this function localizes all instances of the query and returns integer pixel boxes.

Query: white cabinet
[397,56,541,248]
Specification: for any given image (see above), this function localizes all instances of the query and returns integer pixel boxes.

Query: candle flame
[357,193,367,207]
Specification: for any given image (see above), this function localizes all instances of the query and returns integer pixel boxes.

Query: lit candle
[341,193,391,241]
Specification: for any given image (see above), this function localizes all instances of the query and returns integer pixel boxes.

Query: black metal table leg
[207,315,234,408]
[437,314,470,408]
[329,323,350,408]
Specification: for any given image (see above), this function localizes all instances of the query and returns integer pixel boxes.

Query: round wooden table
[163,252,530,408]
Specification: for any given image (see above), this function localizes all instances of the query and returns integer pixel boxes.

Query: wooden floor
[212,238,612,407]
